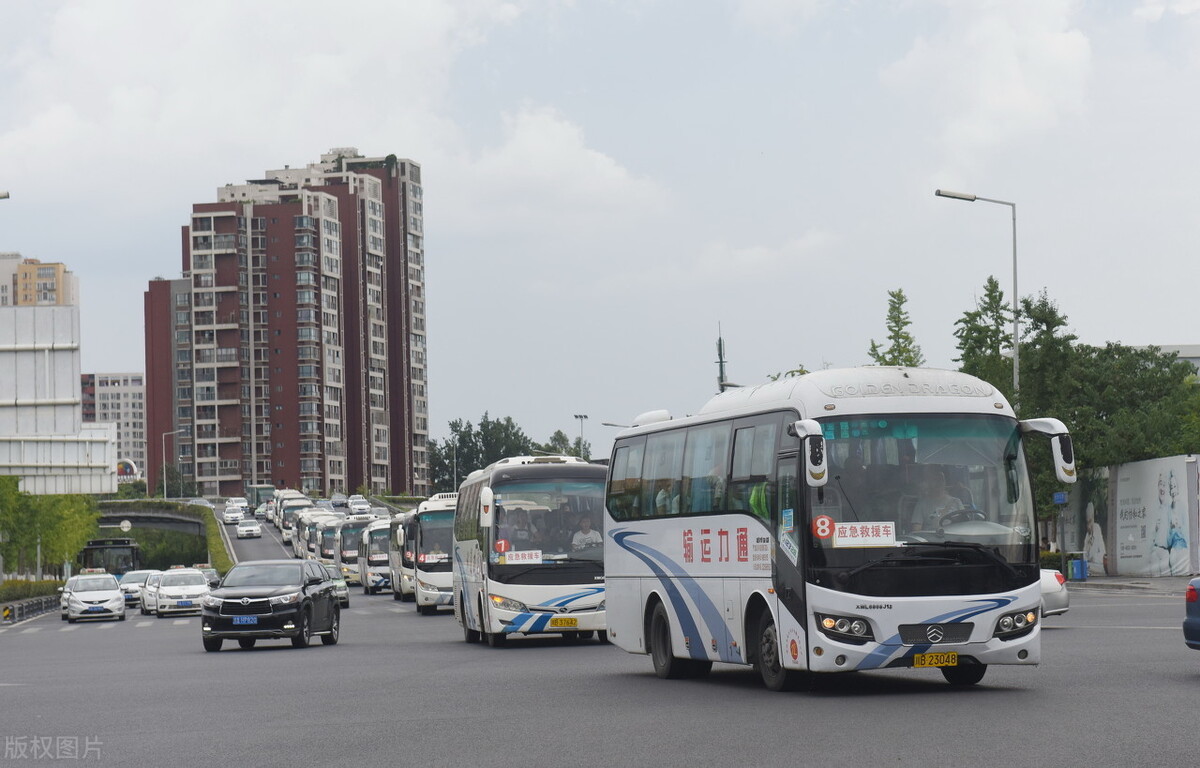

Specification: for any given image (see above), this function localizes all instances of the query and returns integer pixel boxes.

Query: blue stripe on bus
[612,529,742,663]
[857,597,1016,669]
[502,588,605,634]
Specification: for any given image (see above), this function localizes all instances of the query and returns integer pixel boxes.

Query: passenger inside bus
[571,515,603,550]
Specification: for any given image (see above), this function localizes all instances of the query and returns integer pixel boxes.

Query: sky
[2,0,1199,461]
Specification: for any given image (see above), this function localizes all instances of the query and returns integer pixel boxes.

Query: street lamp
[573,414,588,459]
[935,188,1020,403]
[161,429,185,499]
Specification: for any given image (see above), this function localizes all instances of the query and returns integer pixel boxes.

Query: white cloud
[882,0,1091,176]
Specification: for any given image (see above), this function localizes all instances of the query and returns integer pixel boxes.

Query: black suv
[201,559,339,652]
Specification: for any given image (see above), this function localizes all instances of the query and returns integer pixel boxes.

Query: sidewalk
[1065,574,1195,596]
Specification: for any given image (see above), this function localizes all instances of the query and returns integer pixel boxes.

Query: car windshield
[75,576,119,592]
[238,520,257,527]
[222,564,303,588]
[322,566,343,581]
[119,571,153,585]
[161,572,207,587]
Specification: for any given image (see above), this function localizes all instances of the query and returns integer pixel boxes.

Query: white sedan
[1041,568,1069,617]
[236,519,262,538]
[64,573,126,623]
[222,506,244,525]
[154,568,210,616]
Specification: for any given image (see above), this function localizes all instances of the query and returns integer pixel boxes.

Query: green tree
[0,478,99,576]
[953,276,1013,397]
[868,289,925,367]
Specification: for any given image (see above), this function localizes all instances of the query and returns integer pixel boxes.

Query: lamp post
[161,429,184,499]
[934,188,1019,403]
[573,414,588,459]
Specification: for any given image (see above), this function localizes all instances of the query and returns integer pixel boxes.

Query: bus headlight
[489,594,527,613]
[993,609,1038,639]
[815,613,874,644]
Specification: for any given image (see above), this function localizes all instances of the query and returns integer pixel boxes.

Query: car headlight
[107,597,124,607]
[269,592,301,606]
[202,595,222,609]
[489,594,527,613]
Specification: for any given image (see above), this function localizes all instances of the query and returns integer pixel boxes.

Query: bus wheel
[755,611,797,692]
[649,602,695,679]
[393,588,403,602]
[941,663,986,686]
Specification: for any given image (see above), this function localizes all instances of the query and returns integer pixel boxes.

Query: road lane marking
[20,627,41,634]
[60,626,78,632]
[136,621,153,627]
[173,619,190,625]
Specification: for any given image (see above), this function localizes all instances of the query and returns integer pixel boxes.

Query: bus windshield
[796,413,1037,592]
[488,478,607,584]
[339,524,367,557]
[416,511,454,571]
[366,528,390,564]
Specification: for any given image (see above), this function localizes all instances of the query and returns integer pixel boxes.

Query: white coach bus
[453,456,609,646]
[409,493,458,615]
[604,367,1075,689]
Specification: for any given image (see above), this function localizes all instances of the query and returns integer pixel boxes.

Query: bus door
[771,456,808,661]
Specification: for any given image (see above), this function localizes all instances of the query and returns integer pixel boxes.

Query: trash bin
[1067,552,1088,581]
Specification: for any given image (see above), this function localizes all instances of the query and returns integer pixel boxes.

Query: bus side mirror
[479,487,494,529]
[396,529,406,546]
[789,419,828,488]
[1019,417,1076,484]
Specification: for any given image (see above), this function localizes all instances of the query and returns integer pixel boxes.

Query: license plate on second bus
[913,652,958,668]
[549,617,578,629]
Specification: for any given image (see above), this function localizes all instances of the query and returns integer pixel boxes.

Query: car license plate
[86,606,104,612]
[913,652,958,668]
[549,617,578,628]
[232,616,258,625]
[178,601,193,607]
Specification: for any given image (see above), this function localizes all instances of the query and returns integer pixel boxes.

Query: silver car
[63,573,126,623]
[1041,568,1069,617]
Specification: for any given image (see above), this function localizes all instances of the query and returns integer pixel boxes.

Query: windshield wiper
[902,541,1021,580]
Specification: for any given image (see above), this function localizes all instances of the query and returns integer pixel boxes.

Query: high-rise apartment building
[145,148,429,498]
[0,253,78,306]
[81,373,147,476]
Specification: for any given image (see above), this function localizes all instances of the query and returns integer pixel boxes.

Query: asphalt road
[2,533,1195,768]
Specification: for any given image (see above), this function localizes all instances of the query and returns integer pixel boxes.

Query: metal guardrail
[1,595,59,624]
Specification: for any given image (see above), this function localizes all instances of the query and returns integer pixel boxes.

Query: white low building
[0,304,117,494]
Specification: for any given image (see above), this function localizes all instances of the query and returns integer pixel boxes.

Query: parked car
[1041,569,1069,617]
[62,572,126,623]
[1184,577,1200,650]
[236,519,263,539]
[200,559,340,652]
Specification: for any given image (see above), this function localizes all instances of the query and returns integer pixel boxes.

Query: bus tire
[481,602,507,647]
[755,611,797,692]
[393,588,403,602]
[649,602,695,679]
[941,663,986,686]
[461,594,480,643]
[597,630,611,644]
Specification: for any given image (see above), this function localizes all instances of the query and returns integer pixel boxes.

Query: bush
[1040,551,1068,571]
[0,580,65,602]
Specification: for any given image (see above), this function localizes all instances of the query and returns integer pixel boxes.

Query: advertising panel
[1114,456,1191,576]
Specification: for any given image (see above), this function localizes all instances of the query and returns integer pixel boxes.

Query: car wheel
[155,609,165,618]
[755,610,795,691]
[67,617,77,624]
[60,613,67,622]
[118,613,126,622]
[341,598,350,608]
[203,637,223,652]
[238,638,256,649]
[941,663,987,686]
[291,610,312,648]
[322,608,340,646]
[139,605,147,616]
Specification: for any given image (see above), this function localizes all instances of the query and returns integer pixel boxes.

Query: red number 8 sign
[812,514,834,540]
